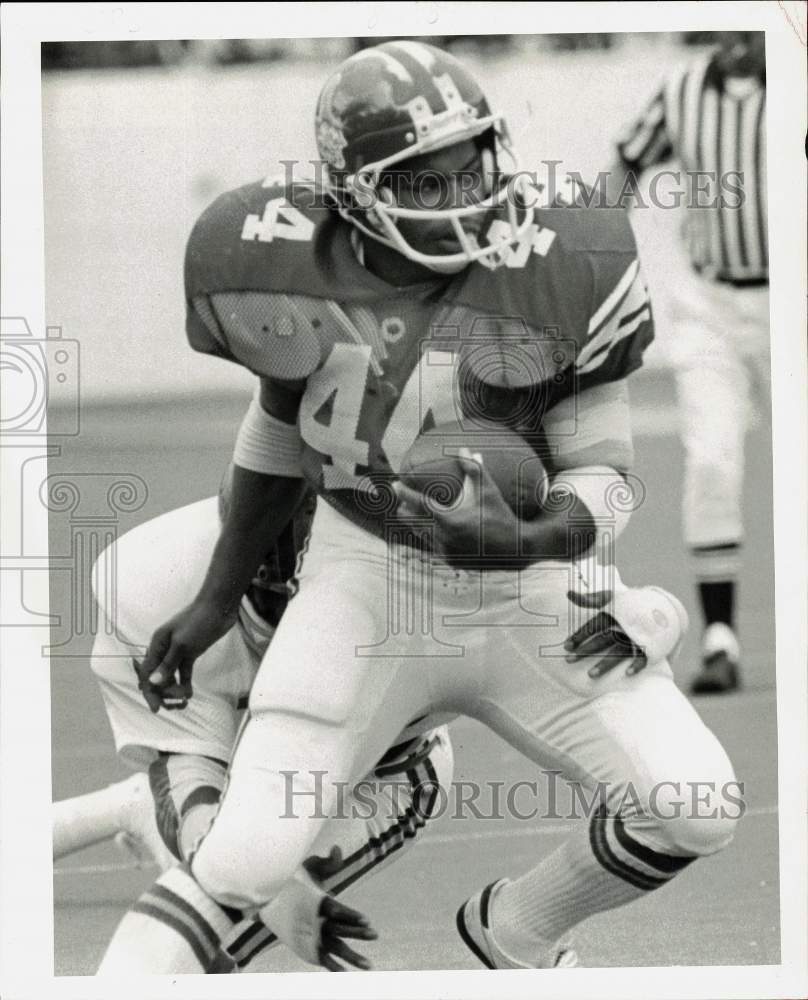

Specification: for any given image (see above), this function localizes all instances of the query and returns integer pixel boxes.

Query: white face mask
[327,118,539,274]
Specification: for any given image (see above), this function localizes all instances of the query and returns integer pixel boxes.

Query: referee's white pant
[663,274,770,550]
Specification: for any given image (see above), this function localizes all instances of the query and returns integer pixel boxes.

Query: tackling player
[71,488,454,972]
[102,41,739,973]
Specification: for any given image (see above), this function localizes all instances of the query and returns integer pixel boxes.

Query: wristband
[233,392,303,478]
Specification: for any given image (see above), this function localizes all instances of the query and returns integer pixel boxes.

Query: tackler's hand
[262,853,378,972]
[316,893,378,972]
[565,590,647,678]
[565,586,689,679]
[302,847,378,970]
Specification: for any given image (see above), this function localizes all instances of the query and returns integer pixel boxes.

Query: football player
[103,41,739,973]
[75,488,453,973]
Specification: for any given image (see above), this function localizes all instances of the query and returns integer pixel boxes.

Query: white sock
[98,866,236,974]
[53,773,148,859]
[490,812,695,965]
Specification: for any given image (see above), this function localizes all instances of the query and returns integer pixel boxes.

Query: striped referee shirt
[616,50,767,283]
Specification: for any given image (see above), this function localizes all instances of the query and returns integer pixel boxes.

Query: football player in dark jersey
[99,41,739,973]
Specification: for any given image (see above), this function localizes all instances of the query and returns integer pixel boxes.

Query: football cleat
[690,651,740,694]
[690,623,741,695]
[315,40,538,273]
[456,880,579,970]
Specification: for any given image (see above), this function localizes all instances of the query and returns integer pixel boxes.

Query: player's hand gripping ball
[398,419,548,519]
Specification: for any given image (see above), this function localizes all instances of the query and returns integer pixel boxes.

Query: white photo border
[1,2,805,999]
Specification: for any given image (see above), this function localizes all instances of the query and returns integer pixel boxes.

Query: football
[399,419,548,519]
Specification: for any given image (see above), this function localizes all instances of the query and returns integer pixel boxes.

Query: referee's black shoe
[690,650,741,694]
[690,623,741,695]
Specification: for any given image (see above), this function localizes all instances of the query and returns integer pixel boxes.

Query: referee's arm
[604,83,673,209]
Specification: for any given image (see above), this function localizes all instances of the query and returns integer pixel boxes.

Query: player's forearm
[539,377,637,553]
[494,465,632,570]
[476,465,630,567]
[195,464,307,613]
[542,465,634,567]
[548,465,634,535]
[195,375,308,611]
[515,494,599,564]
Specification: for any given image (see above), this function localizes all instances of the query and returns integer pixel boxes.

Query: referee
[605,32,769,694]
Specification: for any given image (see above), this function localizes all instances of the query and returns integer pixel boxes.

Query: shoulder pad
[184,179,332,302]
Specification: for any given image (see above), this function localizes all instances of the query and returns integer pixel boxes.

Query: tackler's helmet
[315,40,537,273]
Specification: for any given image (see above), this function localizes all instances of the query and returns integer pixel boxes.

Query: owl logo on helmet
[314,40,537,274]
[316,119,348,171]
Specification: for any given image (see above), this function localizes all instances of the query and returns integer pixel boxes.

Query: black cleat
[690,650,741,694]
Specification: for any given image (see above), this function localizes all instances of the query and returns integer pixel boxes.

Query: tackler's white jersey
[90,498,263,767]
[90,497,446,769]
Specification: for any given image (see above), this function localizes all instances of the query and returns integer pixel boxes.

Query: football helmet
[315,40,537,273]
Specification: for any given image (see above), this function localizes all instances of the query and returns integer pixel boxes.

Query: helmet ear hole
[474,125,497,155]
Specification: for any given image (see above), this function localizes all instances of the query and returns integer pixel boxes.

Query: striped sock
[489,809,696,965]
[97,865,237,974]
[222,758,440,969]
[221,804,426,968]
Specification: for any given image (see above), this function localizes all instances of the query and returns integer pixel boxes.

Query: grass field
[49,378,779,975]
